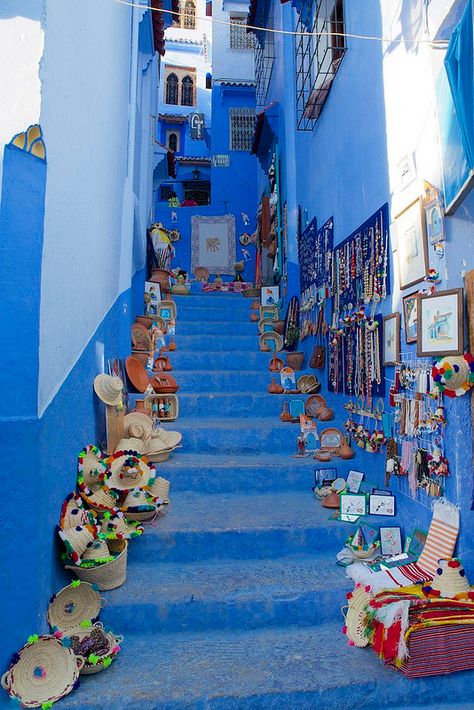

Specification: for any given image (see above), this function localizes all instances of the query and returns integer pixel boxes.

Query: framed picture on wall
[417,288,464,357]
[395,198,429,290]
[402,292,419,344]
[383,313,400,366]
[144,281,161,316]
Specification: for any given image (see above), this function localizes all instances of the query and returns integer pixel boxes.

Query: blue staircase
[55,294,474,710]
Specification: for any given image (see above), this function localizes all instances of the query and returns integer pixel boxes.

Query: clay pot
[318,406,335,422]
[168,338,177,352]
[125,356,150,393]
[280,401,293,422]
[250,312,259,322]
[135,315,154,329]
[268,377,284,394]
[251,299,260,310]
[154,354,172,372]
[339,436,355,460]
[131,350,150,366]
[321,491,341,508]
[286,352,305,371]
[269,355,284,373]
[135,399,146,413]
[150,268,171,294]
[273,320,285,335]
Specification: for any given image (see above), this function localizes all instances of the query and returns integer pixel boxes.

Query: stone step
[177,320,259,335]
[164,349,271,370]
[56,623,474,710]
[173,334,259,351]
[159,416,295,453]
[132,490,371,563]
[158,453,315,493]
[102,554,348,634]
[174,391,291,418]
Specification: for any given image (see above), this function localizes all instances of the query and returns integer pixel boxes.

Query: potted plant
[284,322,305,370]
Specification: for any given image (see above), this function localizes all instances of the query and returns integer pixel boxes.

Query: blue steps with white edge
[178,320,258,335]
[130,490,370,563]
[101,554,347,634]
[49,623,474,710]
[155,453,315,493]
[166,349,270,370]
[173,370,270,393]
[175,391,292,418]
[173,333,258,351]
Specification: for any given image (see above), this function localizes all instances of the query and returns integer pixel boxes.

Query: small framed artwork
[314,467,337,487]
[144,281,161,316]
[417,288,464,357]
[383,313,400,366]
[380,526,403,556]
[402,292,419,344]
[369,494,396,516]
[372,488,392,496]
[425,199,445,244]
[289,400,305,419]
[340,492,367,518]
[346,470,364,493]
[261,286,279,306]
[158,305,173,321]
[280,366,296,391]
[395,198,429,290]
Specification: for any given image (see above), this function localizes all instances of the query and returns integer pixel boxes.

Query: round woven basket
[65,540,128,591]
[259,331,283,353]
[66,623,122,675]
[242,287,260,298]
[1,635,84,708]
[47,581,101,631]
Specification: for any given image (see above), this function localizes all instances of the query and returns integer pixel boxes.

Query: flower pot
[250,312,259,322]
[150,268,171,294]
[273,320,285,335]
[286,352,305,371]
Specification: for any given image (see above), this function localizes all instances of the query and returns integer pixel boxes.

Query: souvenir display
[283,297,300,354]
[298,217,333,340]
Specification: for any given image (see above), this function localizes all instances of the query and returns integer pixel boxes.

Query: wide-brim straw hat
[79,487,119,513]
[146,475,170,501]
[423,558,471,598]
[59,492,93,530]
[58,525,97,562]
[106,451,155,492]
[123,412,153,440]
[100,512,144,540]
[47,581,101,632]
[115,437,145,454]
[343,584,373,647]
[432,354,474,397]
[77,444,108,492]
[121,488,157,512]
[1,635,84,707]
[81,538,113,564]
[93,374,123,406]
[151,428,182,449]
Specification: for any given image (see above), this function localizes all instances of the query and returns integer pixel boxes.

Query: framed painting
[383,313,400,366]
[417,288,464,357]
[395,198,429,289]
[380,526,403,556]
[369,494,396,516]
[402,292,419,344]
[191,215,236,275]
[340,492,367,518]
[346,470,364,493]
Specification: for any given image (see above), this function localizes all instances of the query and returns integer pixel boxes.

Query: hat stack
[115,411,182,463]
[106,450,168,521]
[93,375,123,406]
[423,558,474,600]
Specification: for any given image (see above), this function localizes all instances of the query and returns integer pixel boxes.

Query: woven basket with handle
[64,539,127,591]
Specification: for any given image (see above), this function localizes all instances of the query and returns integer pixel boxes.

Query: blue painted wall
[253,0,474,575]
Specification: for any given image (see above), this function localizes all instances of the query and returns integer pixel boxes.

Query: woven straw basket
[47,581,101,631]
[65,539,128,591]
[66,623,122,675]
[1,635,84,708]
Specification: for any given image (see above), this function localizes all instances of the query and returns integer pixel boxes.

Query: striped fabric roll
[417,519,459,575]
[394,625,474,677]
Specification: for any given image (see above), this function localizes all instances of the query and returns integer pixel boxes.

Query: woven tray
[47,581,101,632]
[1,635,84,708]
[144,393,179,421]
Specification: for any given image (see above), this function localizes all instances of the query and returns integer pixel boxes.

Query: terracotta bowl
[135,316,154,329]
[125,356,150,393]
[321,491,340,508]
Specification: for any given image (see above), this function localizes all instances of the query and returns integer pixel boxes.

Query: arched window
[183,0,196,29]
[206,72,212,89]
[168,132,178,152]
[181,75,194,106]
[165,73,178,104]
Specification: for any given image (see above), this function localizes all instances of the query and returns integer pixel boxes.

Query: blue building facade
[248,0,474,574]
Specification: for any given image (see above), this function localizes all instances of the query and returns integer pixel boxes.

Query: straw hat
[100,511,144,540]
[423,558,474,599]
[146,475,170,501]
[58,525,97,565]
[81,538,113,564]
[151,428,182,449]
[106,451,155,492]
[77,444,108,492]
[432,353,474,398]
[123,412,153,440]
[59,492,93,530]
[47,581,101,632]
[93,375,123,406]
[121,489,157,512]
[80,488,119,512]
[343,583,373,647]
[1,635,84,707]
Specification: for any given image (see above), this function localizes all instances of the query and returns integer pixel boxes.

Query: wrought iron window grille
[229,108,256,151]
[230,15,256,50]
[251,0,275,107]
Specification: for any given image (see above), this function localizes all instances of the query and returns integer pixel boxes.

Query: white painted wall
[38,0,156,414]
[212,0,254,82]
[0,0,44,195]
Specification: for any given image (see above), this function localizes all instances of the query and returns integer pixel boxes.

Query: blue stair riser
[173,306,253,321]
[178,321,259,335]
[175,371,269,392]
[159,464,313,493]
[102,589,339,635]
[176,393,290,418]
[174,334,258,351]
[167,423,296,454]
[134,527,347,563]
[167,350,271,370]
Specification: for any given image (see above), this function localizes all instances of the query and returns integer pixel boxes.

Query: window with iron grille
[182,0,196,29]
[229,108,255,151]
[295,0,346,131]
[230,14,255,50]
[166,73,179,104]
[181,75,195,106]
[251,1,275,107]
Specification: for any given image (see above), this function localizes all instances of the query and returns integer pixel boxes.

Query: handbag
[310,307,326,368]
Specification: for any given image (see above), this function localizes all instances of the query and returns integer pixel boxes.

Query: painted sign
[212,154,230,167]
[190,113,205,139]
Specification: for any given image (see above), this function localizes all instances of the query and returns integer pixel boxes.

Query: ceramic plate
[304,394,326,417]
